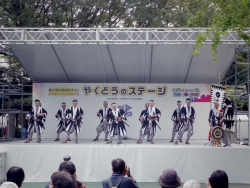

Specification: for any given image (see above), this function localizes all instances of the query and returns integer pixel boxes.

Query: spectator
[102,158,139,188]
[50,171,77,188]
[183,180,200,188]
[206,170,228,188]
[158,168,181,188]
[0,166,25,188]
[45,161,85,188]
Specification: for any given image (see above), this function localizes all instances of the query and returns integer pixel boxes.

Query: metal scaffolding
[0,45,32,141]
[0,28,249,44]
[221,44,250,145]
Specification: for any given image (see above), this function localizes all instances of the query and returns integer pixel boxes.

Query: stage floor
[1,138,245,147]
[1,139,250,184]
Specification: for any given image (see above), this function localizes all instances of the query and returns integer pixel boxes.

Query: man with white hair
[208,100,221,144]
[93,101,112,141]
[175,98,196,145]
[183,180,200,188]
[106,103,127,144]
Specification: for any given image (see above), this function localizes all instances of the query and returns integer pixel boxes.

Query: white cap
[183,180,201,188]
[0,182,18,188]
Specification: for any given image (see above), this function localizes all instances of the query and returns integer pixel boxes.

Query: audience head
[183,180,200,188]
[0,182,18,188]
[51,171,76,188]
[158,168,181,188]
[208,170,228,188]
[6,166,25,188]
[111,158,126,174]
[58,161,76,180]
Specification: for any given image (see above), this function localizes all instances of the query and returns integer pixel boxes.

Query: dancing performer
[170,101,183,142]
[106,103,127,144]
[145,100,161,144]
[62,99,83,144]
[93,101,112,141]
[220,97,236,147]
[175,98,196,145]
[24,99,47,143]
[54,102,71,141]
[208,100,222,144]
[136,103,151,144]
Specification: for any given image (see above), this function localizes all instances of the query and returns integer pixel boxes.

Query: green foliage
[0,0,214,28]
[189,0,250,62]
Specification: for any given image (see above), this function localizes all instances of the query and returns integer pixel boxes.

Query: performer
[170,101,183,142]
[93,101,112,141]
[175,98,196,145]
[54,102,71,141]
[208,100,221,127]
[106,103,127,144]
[145,100,161,144]
[220,97,236,147]
[62,99,83,144]
[24,99,47,143]
[208,100,222,144]
[136,103,150,144]
[136,103,151,144]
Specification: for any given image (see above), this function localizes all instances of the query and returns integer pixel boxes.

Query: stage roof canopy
[0,28,248,83]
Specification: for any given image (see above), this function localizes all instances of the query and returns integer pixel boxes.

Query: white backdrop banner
[33,83,211,139]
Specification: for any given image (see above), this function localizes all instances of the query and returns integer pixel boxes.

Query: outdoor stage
[1,139,250,184]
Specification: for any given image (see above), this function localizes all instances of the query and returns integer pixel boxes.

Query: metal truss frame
[221,44,250,146]
[0,28,249,44]
[0,45,32,142]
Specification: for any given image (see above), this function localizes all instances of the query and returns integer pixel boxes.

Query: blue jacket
[102,172,139,188]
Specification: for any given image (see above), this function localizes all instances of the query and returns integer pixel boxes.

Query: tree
[189,0,250,62]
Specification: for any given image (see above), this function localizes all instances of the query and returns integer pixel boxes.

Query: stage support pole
[247,44,250,146]
[248,94,250,146]
[234,48,238,143]
[7,48,11,140]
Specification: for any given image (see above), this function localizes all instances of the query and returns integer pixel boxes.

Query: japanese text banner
[33,83,210,139]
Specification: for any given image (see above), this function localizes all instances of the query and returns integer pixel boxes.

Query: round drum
[211,126,224,140]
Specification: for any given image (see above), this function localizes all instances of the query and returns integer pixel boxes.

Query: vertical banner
[33,83,211,139]
[210,85,226,109]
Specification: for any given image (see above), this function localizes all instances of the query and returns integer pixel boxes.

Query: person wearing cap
[24,99,47,143]
[208,100,221,144]
[158,168,181,188]
[93,101,112,141]
[183,180,200,188]
[220,97,236,147]
[54,102,71,142]
[175,98,196,145]
[106,103,127,144]
[63,99,83,144]
[136,103,151,144]
[145,100,161,144]
[170,101,183,143]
